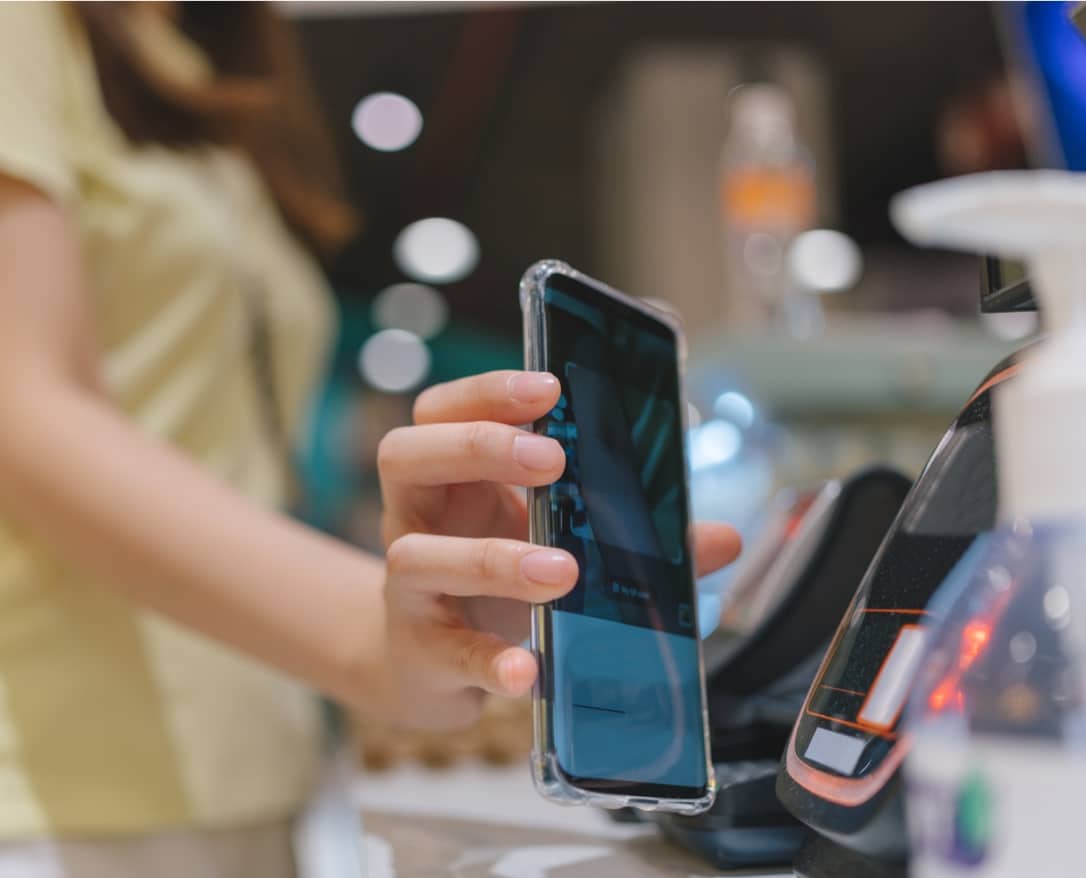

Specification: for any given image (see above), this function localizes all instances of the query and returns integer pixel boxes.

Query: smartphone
[520,260,715,815]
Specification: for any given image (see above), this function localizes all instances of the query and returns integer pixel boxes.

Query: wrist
[333,559,393,714]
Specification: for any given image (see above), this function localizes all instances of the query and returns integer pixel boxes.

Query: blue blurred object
[687,385,778,639]
[1004,0,1086,170]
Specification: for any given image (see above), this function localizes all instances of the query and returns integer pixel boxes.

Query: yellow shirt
[0,4,334,837]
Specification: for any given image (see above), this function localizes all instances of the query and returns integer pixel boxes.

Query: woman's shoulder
[0,3,92,204]
[0,2,79,58]
[0,2,91,109]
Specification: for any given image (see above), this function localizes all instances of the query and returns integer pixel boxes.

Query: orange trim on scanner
[965,363,1021,407]
[804,710,898,741]
[859,608,930,616]
[788,620,915,807]
[820,685,867,697]
[858,624,925,733]
[787,604,943,806]
[804,608,928,735]
[786,720,912,808]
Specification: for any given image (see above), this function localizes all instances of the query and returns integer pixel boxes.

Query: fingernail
[512,434,563,471]
[521,549,576,585]
[508,372,559,403]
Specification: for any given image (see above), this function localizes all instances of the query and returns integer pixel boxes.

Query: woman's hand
[373,370,741,729]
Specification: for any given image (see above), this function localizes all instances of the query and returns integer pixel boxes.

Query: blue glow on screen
[551,611,708,787]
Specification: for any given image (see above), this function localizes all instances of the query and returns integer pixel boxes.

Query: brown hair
[74,2,358,259]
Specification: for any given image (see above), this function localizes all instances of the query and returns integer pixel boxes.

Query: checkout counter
[354,761,790,878]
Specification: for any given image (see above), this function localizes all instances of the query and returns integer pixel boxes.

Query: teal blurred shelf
[687,314,1023,420]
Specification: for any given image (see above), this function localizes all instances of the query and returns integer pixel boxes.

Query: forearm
[0,378,387,709]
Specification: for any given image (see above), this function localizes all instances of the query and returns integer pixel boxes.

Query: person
[0,3,741,876]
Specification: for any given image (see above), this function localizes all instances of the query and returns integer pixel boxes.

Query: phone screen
[535,272,709,799]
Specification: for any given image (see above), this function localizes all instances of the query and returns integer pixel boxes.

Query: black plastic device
[651,467,911,869]
[777,355,1021,867]
[980,257,1034,313]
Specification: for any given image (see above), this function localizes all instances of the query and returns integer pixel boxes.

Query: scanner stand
[793,833,907,878]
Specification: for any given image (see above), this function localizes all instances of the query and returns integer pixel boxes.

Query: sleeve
[0,2,80,203]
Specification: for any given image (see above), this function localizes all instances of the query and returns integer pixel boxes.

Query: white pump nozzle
[890,170,1086,522]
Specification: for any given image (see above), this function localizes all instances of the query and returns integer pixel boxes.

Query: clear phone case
[519,260,717,816]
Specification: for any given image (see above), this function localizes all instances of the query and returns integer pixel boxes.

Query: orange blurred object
[721,167,816,230]
[926,618,995,714]
[959,620,991,670]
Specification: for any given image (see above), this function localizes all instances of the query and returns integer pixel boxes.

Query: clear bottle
[891,171,1086,877]
[719,83,816,333]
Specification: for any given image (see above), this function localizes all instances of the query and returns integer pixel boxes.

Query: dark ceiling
[295,2,1006,337]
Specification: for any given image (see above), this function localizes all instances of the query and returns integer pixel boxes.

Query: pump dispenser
[889,170,1086,878]
[891,171,1086,522]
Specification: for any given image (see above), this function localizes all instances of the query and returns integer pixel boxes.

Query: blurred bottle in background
[894,170,1086,878]
[720,84,818,335]
[905,524,1086,878]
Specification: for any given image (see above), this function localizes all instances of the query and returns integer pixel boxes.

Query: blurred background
[289,0,1074,561]
[260,0,1086,776]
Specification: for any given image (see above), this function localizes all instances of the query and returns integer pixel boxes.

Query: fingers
[413,370,560,426]
[387,533,578,603]
[414,523,740,698]
[429,627,539,697]
[378,421,565,488]
[387,525,734,603]
[692,521,743,577]
[463,595,531,646]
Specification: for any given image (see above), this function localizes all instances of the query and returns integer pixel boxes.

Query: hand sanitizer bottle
[891,170,1086,878]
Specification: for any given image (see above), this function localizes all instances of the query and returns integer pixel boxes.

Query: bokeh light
[393,217,479,284]
[351,92,423,152]
[358,329,431,393]
[713,391,756,429]
[787,228,863,294]
[689,420,743,470]
[372,283,449,340]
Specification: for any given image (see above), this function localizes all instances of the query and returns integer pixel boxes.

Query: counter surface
[353,762,792,878]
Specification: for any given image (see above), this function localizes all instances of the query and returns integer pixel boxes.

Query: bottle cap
[728,83,795,145]
[892,171,1086,521]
